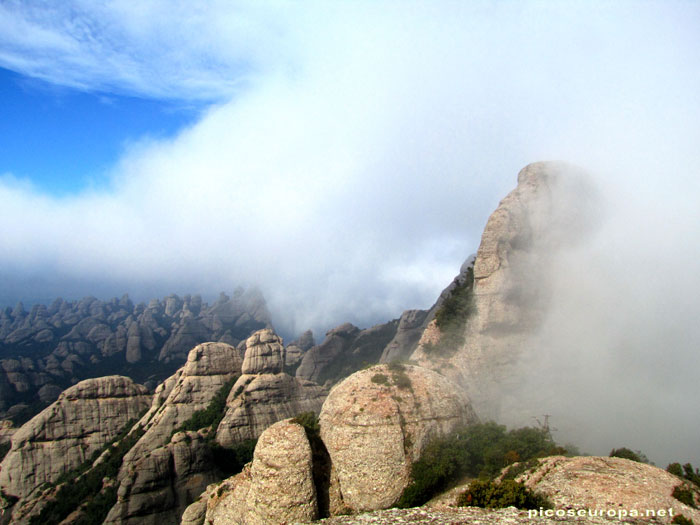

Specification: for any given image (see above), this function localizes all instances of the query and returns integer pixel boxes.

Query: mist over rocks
[0,287,271,422]
[412,161,600,421]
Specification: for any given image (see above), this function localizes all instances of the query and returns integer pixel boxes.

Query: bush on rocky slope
[396,421,568,508]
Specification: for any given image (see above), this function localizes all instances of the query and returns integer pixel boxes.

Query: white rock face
[319,364,478,513]
[512,456,700,524]
[0,376,151,499]
[204,419,317,525]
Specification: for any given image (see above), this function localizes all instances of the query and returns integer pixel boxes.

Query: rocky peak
[412,161,598,420]
[202,418,318,525]
[241,329,284,375]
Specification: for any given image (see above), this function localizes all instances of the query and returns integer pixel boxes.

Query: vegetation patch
[371,373,389,385]
[387,362,412,391]
[609,447,650,464]
[206,439,256,477]
[668,463,700,489]
[171,376,237,437]
[425,266,474,356]
[672,514,695,525]
[396,421,569,508]
[457,479,552,510]
[673,485,697,508]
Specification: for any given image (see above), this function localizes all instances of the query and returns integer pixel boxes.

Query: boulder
[319,364,478,512]
[204,419,317,525]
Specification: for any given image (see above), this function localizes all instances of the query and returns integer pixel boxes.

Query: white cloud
[1,1,700,463]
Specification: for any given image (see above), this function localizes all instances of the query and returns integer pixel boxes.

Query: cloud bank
[1,1,700,463]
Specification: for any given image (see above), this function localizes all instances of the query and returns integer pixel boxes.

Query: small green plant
[668,463,700,489]
[672,485,697,508]
[672,514,695,524]
[172,377,237,437]
[609,447,650,464]
[371,373,389,385]
[457,479,551,510]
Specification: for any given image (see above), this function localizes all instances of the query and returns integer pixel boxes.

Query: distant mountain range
[0,288,271,423]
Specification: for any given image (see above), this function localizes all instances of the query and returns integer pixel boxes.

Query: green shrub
[457,479,551,510]
[30,422,145,525]
[427,266,474,356]
[609,447,649,463]
[672,514,695,525]
[391,369,412,391]
[668,463,700,489]
[396,422,562,508]
[673,485,697,508]
[434,267,474,330]
[206,439,256,477]
[371,373,389,385]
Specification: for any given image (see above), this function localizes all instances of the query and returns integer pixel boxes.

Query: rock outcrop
[104,342,242,524]
[296,321,399,386]
[319,364,478,512]
[0,289,272,422]
[284,329,315,372]
[412,162,598,420]
[204,419,317,525]
[104,431,219,525]
[510,456,700,524]
[216,329,326,447]
[0,376,150,500]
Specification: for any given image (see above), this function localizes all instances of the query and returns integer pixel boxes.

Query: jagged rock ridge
[0,288,271,422]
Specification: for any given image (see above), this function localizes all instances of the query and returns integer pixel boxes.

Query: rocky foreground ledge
[314,506,655,524]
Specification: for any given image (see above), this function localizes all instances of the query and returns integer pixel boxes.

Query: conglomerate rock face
[103,430,218,525]
[319,364,478,512]
[412,161,598,420]
[204,419,317,525]
[216,330,326,447]
[122,342,242,462]
[104,342,242,524]
[0,375,151,499]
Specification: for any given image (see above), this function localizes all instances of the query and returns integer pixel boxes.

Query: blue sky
[1,1,700,463]
[1,67,200,194]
